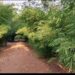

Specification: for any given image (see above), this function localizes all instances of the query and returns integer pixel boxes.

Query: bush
[0,24,10,46]
[16,26,30,36]
[47,7,75,71]
[16,26,30,42]
[56,39,75,72]
[19,8,46,27]
[28,23,56,58]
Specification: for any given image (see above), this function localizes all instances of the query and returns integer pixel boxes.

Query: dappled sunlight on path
[3,43,30,52]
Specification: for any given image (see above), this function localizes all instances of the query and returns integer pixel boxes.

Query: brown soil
[0,42,69,73]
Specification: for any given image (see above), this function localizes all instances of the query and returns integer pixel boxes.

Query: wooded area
[0,0,75,73]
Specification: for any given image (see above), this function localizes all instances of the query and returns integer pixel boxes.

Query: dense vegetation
[0,0,75,72]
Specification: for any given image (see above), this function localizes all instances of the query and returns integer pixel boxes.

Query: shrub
[56,40,75,72]
[0,24,10,46]
[19,8,46,27]
[28,23,56,58]
[16,26,30,42]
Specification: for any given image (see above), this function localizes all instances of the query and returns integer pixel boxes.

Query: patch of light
[3,0,25,13]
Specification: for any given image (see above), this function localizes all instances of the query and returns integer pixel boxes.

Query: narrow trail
[0,42,68,73]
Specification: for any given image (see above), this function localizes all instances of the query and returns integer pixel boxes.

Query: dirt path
[0,42,68,73]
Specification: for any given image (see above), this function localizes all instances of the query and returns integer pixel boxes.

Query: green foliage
[56,40,75,72]
[19,8,46,26]
[0,24,10,46]
[0,24,10,39]
[15,6,75,71]
[61,0,75,10]
[0,4,13,25]
[16,26,30,37]
[0,3,75,72]
[0,4,14,42]
[28,23,56,58]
